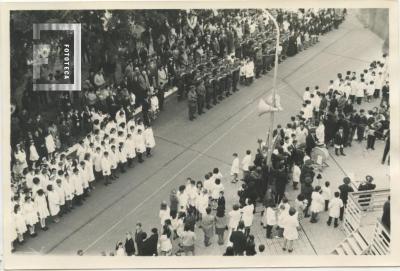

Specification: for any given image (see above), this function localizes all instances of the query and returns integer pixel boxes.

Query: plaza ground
[15,12,389,256]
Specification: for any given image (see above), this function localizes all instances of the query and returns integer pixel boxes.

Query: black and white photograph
[1,0,399,269]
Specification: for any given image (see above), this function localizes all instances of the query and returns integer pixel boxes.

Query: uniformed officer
[196,78,206,115]
[204,74,213,109]
[254,45,263,78]
[188,85,198,121]
[225,68,233,97]
[217,66,226,101]
[211,68,219,105]
[232,58,240,92]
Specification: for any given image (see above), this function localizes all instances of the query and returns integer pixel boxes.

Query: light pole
[264,9,281,167]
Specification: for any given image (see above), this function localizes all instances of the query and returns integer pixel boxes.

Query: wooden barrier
[343,189,390,236]
[369,219,390,255]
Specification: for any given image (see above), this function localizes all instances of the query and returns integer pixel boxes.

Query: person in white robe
[101,151,112,185]
[315,122,325,145]
[135,129,146,163]
[22,197,38,237]
[195,189,209,220]
[227,204,241,242]
[144,126,156,157]
[71,168,84,205]
[241,199,254,236]
[241,150,252,177]
[159,201,171,226]
[327,191,343,227]
[125,133,136,167]
[13,144,28,176]
[282,207,299,252]
[29,141,39,166]
[45,132,56,159]
[84,155,96,190]
[13,204,27,243]
[54,178,66,215]
[79,161,90,196]
[64,174,75,211]
[310,186,325,223]
[93,147,103,181]
[35,189,49,230]
[47,184,61,223]
[230,153,240,183]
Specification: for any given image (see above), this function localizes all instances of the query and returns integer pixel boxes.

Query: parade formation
[9,8,390,257]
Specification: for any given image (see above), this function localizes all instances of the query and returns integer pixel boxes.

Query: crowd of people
[105,60,390,257]
[10,8,350,253]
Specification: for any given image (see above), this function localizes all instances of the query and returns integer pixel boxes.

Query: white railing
[343,189,390,235]
[368,219,390,255]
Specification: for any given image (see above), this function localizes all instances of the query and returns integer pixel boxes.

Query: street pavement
[14,11,388,256]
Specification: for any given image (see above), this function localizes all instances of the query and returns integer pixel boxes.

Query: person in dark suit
[134,223,146,255]
[334,127,346,156]
[229,221,247,256]
[338,177,354,221]
[381,196,390,231]
[142,228,159,256]
[124,232,135,256]
[305,129,317,156]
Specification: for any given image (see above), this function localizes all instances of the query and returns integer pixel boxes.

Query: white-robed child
[118,142,128,173]
[84,153,96,191]
[159,201,171,227]
[261,200,277,239]
[230,153,240,183]
[79,161,90,199]
[294,194,308,223]
[211,178,224,210]
[292,162,301,190]
[144,125,156,157]
[125,133,136,168]
[276,204,287,238]
[321,181,332,212]
[47,184,61,223]
[71,167,84,206]
[13,204,27,244]
[35,189,49,230]
[135,129,146,163]
[29,141,39,168]
[101,151,112,186]
[22,196,38,237]
[327,191,344,228]
[282,207,300,253]
[54,178,66,216]
[310,186,324,223]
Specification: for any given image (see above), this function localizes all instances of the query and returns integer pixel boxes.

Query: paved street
[15,11,388,256]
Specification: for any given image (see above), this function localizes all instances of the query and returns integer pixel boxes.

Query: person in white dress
[45,131,56,159]
[195,189,209,221]
[55,178,66,215]
[262,201,277,239]
[159,201,171,226]
[227,204,241,239]
[13,144,28,176]
[125,133,136,167]
[109,145,119,180]
[134,129,146,163]
[211,178,224,209]
[315,121,325,145]
[101,151,112,185]
[144,125,156,157]
[13,204,27,243]
[47,184,61,223]
[241,150,252,177]
[241,199,254,236]
[84,153,96,190]
[71,168,84,205]
[64,173,75,212]
[327,191,343,228]
[245,57,255,85]
[35,189,49,230]
[230,153,240,183]
[29,141,39,167]
[92,147,103,181]
[79,161,90,197]
[310,186,325,223]
[282,207,299,253]
[22,196,38,237]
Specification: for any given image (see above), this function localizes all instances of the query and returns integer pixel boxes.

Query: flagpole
[265,10,280,167]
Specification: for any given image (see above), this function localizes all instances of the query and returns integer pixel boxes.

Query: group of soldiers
[184,34,281,121]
